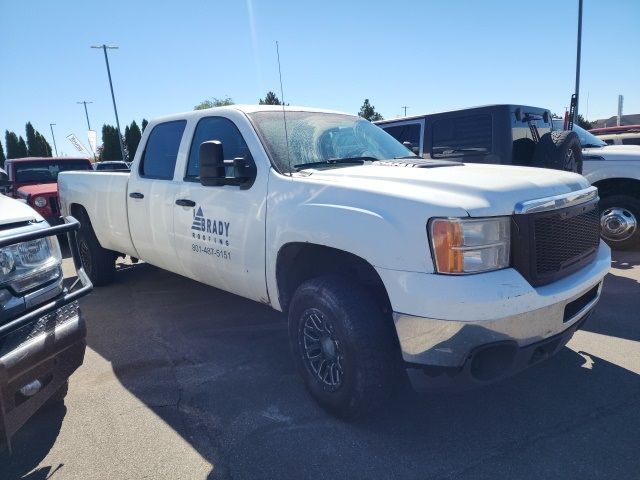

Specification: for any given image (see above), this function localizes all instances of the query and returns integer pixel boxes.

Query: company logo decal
[191,206,230,246]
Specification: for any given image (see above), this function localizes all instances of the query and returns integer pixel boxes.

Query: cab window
[185,117,250,181]
[139,120,186,180]
[381,123,422,151]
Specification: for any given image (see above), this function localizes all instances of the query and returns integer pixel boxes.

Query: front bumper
[0,305,86,449]
[0,217,92,452]
[376,242,610,389]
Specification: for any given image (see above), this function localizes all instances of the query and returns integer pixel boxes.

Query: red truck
[3,157,93,224]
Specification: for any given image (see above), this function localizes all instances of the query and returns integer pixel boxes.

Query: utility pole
[91,44,126,161]
[401,106,409,117]
[49,123,58,156]
[77,100,93,130]
[574,0,583,123]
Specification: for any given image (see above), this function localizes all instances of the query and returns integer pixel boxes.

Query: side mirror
[199,140,225,187]
[199,140,257,189]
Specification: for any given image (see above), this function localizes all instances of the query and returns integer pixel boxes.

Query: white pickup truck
[58,106,610,417]
[553,120,640,250]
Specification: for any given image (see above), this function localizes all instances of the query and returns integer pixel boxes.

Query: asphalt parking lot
[2,251,639,480]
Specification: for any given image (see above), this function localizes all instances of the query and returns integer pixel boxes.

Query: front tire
[288,276,400,419]
[599,195,640,250]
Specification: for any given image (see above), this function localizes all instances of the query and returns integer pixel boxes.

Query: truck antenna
[276,41,292,176]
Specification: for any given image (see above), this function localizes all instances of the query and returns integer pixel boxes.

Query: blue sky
[1,0,639,156]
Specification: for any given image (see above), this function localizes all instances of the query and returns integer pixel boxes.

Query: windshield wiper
[394,154,421,159]
[582,143,604,148]
[294,157,377,170]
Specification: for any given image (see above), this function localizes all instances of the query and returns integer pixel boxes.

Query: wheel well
[69,203,89,222]
[593,178,640,199]
[276,243,392,315]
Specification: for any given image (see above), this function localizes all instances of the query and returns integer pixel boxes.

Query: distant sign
[66,133,90,156]
[88,130,97,153]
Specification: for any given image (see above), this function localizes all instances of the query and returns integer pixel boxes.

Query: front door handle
[129,192,144,199]
[175,198,196,207]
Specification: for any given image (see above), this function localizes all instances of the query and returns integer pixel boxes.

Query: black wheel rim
[299,308,344,390]
[78,235,92,276]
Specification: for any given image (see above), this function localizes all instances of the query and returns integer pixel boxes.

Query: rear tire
[532,131,583,173]
[76,211,116,286]
[288,275,400,419]
[599,195,640,250]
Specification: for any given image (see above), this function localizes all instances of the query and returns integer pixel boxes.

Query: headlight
[429,217,510,274]
[33,196,47,208]
[0,236,62,293]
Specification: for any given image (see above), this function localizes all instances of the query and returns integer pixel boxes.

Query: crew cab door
[127,120,187,272]
[172,114,269,303]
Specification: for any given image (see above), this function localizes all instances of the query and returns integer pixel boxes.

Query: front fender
[264,170,467,310]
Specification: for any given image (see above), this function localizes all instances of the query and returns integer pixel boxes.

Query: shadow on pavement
[86,262,640,479]
[4,258,639,479]
[0,404,66,480]
[581,251,640,342]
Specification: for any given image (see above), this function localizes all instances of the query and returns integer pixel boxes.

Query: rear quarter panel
[58,171,138,257]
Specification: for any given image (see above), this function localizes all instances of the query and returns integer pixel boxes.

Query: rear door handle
[175,199,196,207]
[129,192,144,199]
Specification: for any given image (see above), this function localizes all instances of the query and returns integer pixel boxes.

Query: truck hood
[301,162,590,216]
[0,195,43,227]
[583,144,640,161]
[17,183,58,196]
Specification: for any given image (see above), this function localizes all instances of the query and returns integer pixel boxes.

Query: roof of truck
[7,157,90,163]
[589,125,640,135]
[149,105,349,124]
[373,104,550,125]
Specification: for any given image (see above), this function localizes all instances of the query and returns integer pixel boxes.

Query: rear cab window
[431,114,492,158]
[139,120,187,180]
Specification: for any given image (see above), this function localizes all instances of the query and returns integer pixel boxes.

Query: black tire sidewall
[532,131,583,173]
[288,276,398,418]
[76,212,115,286]
[288,281,361,414]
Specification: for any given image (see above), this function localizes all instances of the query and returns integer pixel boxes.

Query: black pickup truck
[0,193,92,453]
[375,104,583,173]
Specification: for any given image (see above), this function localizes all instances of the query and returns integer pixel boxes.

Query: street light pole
[574,0,583,123]
[401,106,409,117]
[77,100,93,130]
[91,44,126,161]
[49,123,58,156]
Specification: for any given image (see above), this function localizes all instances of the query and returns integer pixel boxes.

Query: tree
[141,118,148,132]
[25,122,53,157]
[125,120,142,160]
[0,140,5,168]
[100,124,124,160]
[17,136,28,157]
[26,122,38,156]
[194,97,234,110]
[259,91,281,105]
[5,131,20,159]
[358,99,383,121]
[576,114,596,130]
